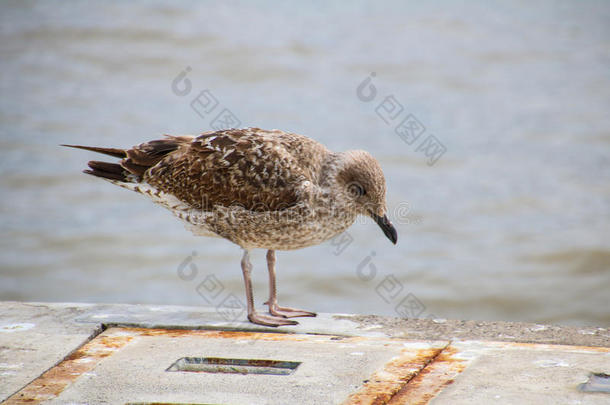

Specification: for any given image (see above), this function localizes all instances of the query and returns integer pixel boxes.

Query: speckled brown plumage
[63,127,397,326]
[144,128,327,213]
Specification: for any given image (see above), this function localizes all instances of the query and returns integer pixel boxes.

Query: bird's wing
[143,128,324,212]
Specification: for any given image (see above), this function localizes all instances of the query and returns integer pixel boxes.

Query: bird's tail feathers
[84,161,130,182]
[61,144,127,158]
[63,136,190,184]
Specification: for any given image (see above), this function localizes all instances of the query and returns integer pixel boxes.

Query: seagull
[63,128,397,326]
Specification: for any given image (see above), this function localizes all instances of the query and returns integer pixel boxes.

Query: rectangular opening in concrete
[166,357,301,375]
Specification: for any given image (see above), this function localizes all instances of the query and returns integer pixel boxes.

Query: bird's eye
[347,182,366,198]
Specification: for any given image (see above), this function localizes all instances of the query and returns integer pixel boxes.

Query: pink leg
[265,250,317,318]
[240,250,297,327]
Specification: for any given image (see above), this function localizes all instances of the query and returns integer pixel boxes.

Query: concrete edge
[334,314,610,348]
[2,301,608,347]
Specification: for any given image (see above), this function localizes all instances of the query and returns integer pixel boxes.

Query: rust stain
[135,327,311,340]
[4,329,136,405]
[342,347,445,405]
[380,341,609,404]
[129,327,365,342]
[7,325,608,404]
[387,346,469,405]
[4,326,400,403]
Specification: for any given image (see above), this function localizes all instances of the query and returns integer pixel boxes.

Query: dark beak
[370,211,398,245]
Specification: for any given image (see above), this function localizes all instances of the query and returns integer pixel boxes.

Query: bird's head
[336,150,397,245]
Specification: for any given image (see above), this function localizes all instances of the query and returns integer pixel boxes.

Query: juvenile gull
[63,128,397,326]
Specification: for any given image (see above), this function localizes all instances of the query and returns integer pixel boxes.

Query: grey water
[1,1,609,326]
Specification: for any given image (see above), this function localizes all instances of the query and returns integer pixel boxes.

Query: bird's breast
[180,199,357,250]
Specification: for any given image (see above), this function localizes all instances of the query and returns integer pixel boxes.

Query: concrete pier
[1,301,608,404]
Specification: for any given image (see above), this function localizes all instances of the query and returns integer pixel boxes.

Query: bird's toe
[269,304,317,318]
[248,312,299,327]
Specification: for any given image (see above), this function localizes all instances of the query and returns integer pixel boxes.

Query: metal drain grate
[166,357,301,375]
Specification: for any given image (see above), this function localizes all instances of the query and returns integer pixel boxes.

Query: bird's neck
[319,151,349,188]
[317,152,360,215]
